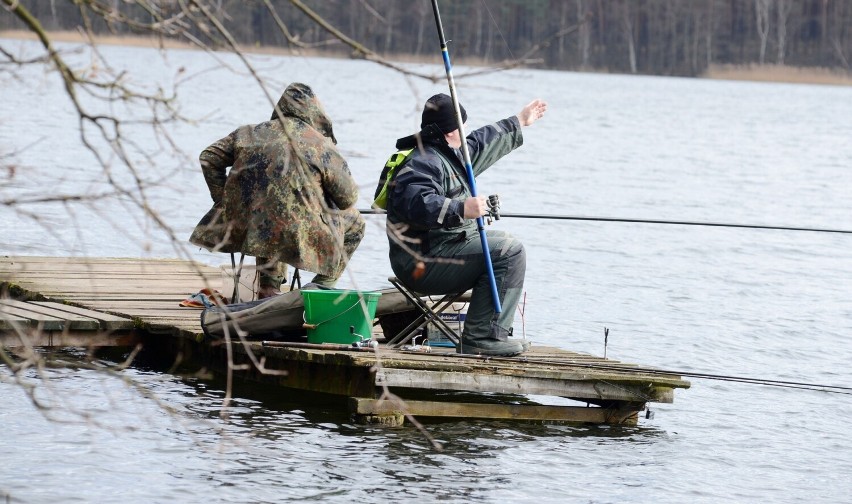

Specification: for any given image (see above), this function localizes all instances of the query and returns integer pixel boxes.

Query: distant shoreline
[4,29,852,87]
[702,63,852,86]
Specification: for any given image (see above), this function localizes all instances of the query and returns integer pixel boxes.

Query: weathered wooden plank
[30,302,135,330]
[113,309,203,318]
[1,268,219,277]
[18,280,221,290]
[350,397,641,425]
[5,269,218,278]
[0,303,66,331]
[385,349,623,369]
[2,256,222,289]
[0,299,101,330]
[6,277,220,288]
[1,265,218,282]
[375,368,675,403]
[347,353,687,387]
[384,345,640,368]
[69,301,206,312]
[0,256,212,268]
[41,295,201,302]
[52,299,213,309]
[152,318,203,327]
[256,343,688,389]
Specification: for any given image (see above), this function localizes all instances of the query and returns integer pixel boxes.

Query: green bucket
[301,290,382,344]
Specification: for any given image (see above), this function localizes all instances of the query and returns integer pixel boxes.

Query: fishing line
[480,0,517,62]
[449,353,852,396]
[497,212,852,235]
[359,209,852,235]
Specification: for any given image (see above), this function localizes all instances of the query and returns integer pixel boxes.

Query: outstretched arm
[517,99,548,127]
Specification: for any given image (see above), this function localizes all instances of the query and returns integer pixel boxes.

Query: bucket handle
[301,297,371,330]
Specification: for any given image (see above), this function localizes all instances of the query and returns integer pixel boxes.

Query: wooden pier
[1,255,690,426]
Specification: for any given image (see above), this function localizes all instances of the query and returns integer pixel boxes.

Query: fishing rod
[359,209,852,235]
[498,213,852,235]
[430,0,502,313]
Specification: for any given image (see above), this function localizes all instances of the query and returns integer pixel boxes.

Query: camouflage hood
[271,82,337,144]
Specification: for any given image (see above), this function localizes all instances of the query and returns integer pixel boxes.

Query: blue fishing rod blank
[430,0,502,313]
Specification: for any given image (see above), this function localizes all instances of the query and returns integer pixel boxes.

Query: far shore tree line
[3,0,852,77]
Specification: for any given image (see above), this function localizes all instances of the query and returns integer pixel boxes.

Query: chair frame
[384,277,465,348]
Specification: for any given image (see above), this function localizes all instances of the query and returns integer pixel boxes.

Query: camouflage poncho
[189,83,362,278]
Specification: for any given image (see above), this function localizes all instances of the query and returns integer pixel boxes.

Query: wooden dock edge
[349,397,642,426]
[2,257,690,427]
[375,367,675,403]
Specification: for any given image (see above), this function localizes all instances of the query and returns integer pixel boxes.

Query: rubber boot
[457,337,525,357]
[257,256,285,299]
[457,326,527,357]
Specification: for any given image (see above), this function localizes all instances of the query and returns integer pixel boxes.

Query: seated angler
[190,83,365,298]
[383,93,547,356]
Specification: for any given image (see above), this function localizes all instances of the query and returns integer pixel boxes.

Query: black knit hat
[420,93,467,134]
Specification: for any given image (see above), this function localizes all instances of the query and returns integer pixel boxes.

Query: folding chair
[384,276,467,349]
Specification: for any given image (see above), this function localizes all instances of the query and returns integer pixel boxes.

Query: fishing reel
[485,194,500,225]
[350,326,379,349]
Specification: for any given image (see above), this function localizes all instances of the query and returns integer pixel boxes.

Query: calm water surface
[2,39,852,503]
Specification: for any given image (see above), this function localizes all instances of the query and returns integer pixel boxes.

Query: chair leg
[230,252,245,303]
[385,278,463,348]
[290,269,302,290]
[423,295,463,346]
[384,278,429,347]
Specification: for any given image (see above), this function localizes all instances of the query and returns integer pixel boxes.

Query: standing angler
[190,83,364,298]
[385,93,547,356]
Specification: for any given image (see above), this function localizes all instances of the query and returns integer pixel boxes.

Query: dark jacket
[386,116,523,255]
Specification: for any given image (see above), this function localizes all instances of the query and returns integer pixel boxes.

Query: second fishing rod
[360,206,852,236]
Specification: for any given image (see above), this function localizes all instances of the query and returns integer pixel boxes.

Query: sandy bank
[702,63,852,86]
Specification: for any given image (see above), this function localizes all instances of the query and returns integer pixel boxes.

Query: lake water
[2,39,852,503]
